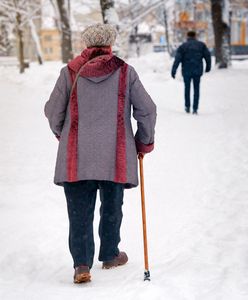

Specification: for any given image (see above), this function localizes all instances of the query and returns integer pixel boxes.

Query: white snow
[41,0,57,29]
[104,7,120,25]
[1,53,248,300]
[137,22,150,34]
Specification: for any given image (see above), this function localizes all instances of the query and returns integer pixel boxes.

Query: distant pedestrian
[171,31,211,114]
[44,23,156,283]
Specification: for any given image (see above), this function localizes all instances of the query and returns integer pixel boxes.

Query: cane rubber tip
[144,270,151,281]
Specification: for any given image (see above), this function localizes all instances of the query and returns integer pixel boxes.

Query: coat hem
[54,177,138,189]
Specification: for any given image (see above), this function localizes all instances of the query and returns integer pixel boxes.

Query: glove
[138,152,145,159]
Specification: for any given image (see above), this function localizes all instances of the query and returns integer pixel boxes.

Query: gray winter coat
[45,53,156,188]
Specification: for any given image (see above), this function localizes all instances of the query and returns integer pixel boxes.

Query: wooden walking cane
[138,153,151,281]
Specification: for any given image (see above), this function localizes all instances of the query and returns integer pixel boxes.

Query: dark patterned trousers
[64,180,124,268]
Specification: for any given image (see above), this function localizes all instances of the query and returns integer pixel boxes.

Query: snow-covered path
[1,55,248,300]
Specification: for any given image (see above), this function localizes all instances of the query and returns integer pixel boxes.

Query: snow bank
[1,55,248,300]
[128,52,172,81]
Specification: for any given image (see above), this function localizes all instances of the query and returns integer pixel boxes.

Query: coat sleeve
[171,45,183,76]
[44,67,71,139]
[203,44,211,72]
[129,66,157,154]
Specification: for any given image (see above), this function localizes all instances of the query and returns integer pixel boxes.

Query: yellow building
[174,0,212,47]
[40,28,61,61]
[173,0,248,48]
[231,0,248,46]
[39,7,102,61]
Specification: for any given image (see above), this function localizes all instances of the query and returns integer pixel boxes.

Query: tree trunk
[56,0,73,63]
[99,0,124,56]
[0,22,12,56]
[28,19,43,65]
[163,7,172,57]
[50,0,61,30]
[16,12,25,73]
[134,25,140,57]
[100,0,115,24]
[211,0,230,68]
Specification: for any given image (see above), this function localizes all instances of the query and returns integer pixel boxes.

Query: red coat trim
[114,63,128,183]
[67,69,78,182]
[135,139,154,154]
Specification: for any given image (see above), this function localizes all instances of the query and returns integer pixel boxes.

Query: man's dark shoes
[193,110,198,115]
[185,107,190,113]
[74,265,91,283]
[102,252,128,269]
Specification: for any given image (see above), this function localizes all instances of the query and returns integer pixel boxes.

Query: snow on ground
[1,53,248,300]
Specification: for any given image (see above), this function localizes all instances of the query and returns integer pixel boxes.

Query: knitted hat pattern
[82,23,117,48]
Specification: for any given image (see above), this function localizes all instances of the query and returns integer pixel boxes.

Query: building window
[196,10,204,21]
[44,35,52,41]
[45,47,53,54]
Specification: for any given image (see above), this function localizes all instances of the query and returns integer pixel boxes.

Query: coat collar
[68,46,124,77]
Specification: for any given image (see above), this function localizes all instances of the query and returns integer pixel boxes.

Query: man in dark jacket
[171,31,211,114]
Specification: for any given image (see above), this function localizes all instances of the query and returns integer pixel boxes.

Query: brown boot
[102,252,128,269]
[73,265,91,283]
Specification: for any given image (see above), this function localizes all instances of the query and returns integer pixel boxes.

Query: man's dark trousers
[64,180,124,268]
[183,75,201,111]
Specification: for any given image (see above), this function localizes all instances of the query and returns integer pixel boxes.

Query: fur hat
[82,23,117,48]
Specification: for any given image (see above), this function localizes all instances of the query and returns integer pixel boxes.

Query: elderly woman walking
[44,24,156,283]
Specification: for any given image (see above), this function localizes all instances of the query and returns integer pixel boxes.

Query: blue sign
[160,36,166,45]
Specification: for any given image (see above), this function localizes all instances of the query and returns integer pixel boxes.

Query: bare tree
[56,0,73,63]
[0,12,13,56]
[100,0,127,57]
[120,0,169,57]
[100,0,116,24]
[211,0,230,68]
[163,7,171,55]
[0,0,26,72]
[50,0,61,30]
[16,8,25,72]
[0,0,43,72]
[27,1,43,65]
